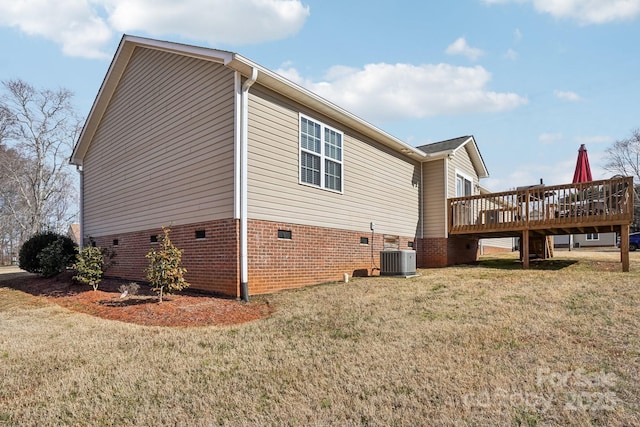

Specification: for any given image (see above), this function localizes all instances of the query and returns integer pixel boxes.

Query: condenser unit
[380,250,416,276]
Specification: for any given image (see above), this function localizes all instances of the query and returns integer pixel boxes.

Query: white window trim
[455,169,475,197]
[586,233,599,241]
[298,113,344,194]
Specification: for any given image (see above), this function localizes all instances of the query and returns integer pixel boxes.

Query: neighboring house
[70,35,488,298]
[67,224,81,246]
[554,233,617,248]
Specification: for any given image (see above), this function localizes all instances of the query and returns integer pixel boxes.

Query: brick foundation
[417,236,479,267]
[91,219,239,296]
[89,219,416,297]
[247,220,415,295]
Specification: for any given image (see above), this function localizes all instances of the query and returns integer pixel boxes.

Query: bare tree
[604,129,640,230]
[604,129,640,181]
[0,79,81,245]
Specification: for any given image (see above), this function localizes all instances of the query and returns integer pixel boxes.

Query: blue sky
[1,0,639,190]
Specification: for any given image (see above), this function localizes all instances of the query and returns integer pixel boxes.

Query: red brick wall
[416,237,448,268]
[447,236,479,265]
[90,219,239,296]
[89,218,417,297]
[246,220,415,295]
[416,236,479,267]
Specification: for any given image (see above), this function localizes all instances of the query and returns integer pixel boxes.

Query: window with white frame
[300,115,343,192]
[455,171,473,197]
[586,233,599,241]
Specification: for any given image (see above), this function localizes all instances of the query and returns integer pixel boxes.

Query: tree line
[0,79,81,265]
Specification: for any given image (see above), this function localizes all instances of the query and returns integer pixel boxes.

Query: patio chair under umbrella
[572,144,592,183]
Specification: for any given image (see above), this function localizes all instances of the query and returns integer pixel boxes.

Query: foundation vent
[380,250,416,276]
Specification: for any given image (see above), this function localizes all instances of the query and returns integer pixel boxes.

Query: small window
[360,237,369,245]
[113,239,119,246]
[278,229,292,240]
[408,241,414,248]
[195,230,206,239]
[150,235,158,243]
[586,233,599,241]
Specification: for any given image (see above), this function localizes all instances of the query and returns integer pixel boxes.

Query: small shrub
[73,240,116,291]
[118,282,140,297]
[19,232,77,277]
[146,227,189,302]
[74,246,106,291]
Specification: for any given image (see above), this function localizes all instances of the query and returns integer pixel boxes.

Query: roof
[67,223,80,244]
[71,35,426,165]
[417,136,472,154]
[418,136,489,178]
[70,35,490,180]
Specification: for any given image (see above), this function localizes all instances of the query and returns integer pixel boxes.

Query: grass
[1,250,640,425]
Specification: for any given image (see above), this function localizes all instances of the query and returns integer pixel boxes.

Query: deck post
[621,225,630,272]
[522,231,530,269]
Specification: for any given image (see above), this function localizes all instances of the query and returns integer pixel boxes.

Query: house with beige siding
[71,35,489,299]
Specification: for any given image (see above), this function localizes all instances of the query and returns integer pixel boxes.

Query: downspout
[76,165,84,248]
[444,155,451,239]
[420,162,424,239]
[240,67,258,302]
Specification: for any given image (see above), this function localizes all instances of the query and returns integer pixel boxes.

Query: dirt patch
[0,272,273,327]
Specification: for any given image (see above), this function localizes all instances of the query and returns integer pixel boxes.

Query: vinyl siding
[448,145,478,198]
[82,47,236,236]
[422,159,447,238]
[572,232,617,246]
[481,237,515,249]
[246,85,420,238]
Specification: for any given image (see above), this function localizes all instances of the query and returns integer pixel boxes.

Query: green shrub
[19,232,77,277]
[146,227,189,302]
[74,246,106,291]
[73,239,117,291]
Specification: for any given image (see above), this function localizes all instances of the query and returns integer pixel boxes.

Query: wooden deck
[448,176,634,270]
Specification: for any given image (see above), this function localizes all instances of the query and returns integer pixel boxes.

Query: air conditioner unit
[380,250,416,276]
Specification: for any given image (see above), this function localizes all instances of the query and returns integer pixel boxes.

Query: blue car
[619,232,640,251]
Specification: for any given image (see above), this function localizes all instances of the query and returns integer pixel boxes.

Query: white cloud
[483,0,640,24]
[554,90,582,101]
[0,0,310,59]
[106,0,310,45]
[277,62,528,122]
[514,28,523,41]
[445,37,485,61]
[574,135,611,144]
[504,48,518,60]
[539,132,564,144]
[0,0,112,59]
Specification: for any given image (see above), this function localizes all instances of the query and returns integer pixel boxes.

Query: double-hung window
[300,115,343,192]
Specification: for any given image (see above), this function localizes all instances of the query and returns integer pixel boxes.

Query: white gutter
[239,67,258,302]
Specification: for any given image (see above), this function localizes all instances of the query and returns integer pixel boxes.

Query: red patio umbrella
[572,144,593,183]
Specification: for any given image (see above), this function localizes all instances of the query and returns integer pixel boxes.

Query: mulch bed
[1,272,274,327]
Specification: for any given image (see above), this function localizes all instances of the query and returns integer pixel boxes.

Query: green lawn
[1,250,639,426]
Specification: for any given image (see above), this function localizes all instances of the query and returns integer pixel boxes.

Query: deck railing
[448,176,634,234]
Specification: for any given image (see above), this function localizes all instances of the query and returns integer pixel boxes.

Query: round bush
[19,232,77,276]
